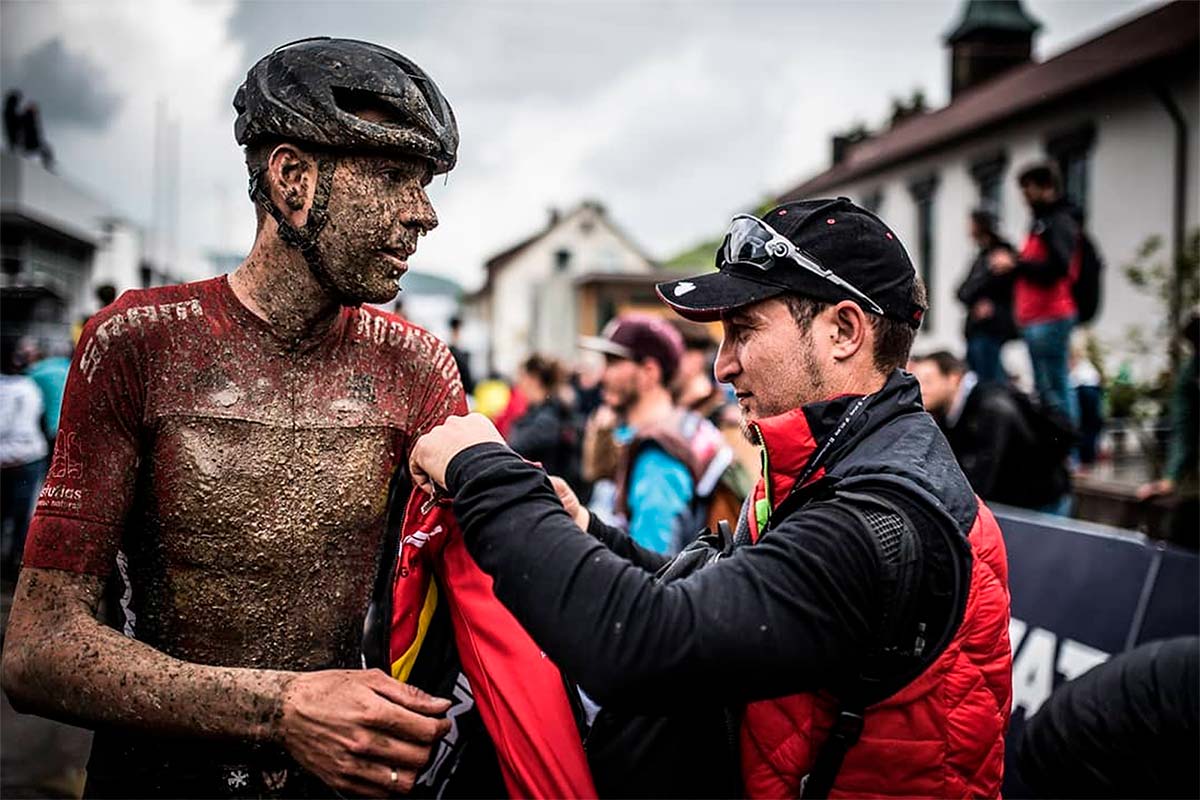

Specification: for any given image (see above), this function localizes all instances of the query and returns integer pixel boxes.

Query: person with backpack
[989,162,1103,428]
[410,198,1013,798]
[580,315,738,555]
[911,350,1072,514]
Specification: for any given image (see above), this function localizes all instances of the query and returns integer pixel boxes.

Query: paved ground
[1,581,92,799]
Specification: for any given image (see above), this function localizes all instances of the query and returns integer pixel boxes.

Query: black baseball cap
[656,197,926,328]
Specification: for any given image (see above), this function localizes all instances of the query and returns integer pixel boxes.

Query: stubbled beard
[739,413,761,446]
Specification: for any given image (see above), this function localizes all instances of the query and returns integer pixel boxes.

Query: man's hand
[278,669,451,796]
[1136,478,1176,502]
[971,299,995,321]
[550,476,590,531]
[410,413,505,495]
[989,249,1016,275]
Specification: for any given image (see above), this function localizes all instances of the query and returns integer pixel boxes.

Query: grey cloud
[0,37,122,129]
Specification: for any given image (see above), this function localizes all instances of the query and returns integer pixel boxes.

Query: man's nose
[714,336,738,384]
[408,188,438,234]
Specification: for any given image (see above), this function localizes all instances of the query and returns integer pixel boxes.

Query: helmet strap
[248,156,349,300]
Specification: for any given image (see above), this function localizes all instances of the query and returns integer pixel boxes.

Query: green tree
[1123,228,1200,370]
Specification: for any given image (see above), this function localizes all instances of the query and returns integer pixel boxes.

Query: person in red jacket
[412,198,1013,797]
[989,162,1082,427]
[1,39,593,799]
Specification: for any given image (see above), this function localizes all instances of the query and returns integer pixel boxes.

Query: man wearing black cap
[410,198,1013,797]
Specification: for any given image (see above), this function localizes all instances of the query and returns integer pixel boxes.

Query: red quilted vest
[739,388,1012,798]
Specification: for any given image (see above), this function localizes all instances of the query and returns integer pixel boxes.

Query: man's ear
[265,143,318,229]
[638,357,664,392]
[828,300,869,363]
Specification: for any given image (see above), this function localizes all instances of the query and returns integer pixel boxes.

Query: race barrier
[994,505,1199,797]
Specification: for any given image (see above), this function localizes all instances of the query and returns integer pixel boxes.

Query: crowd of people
[0,35,1196,800]
[461,315,752,560]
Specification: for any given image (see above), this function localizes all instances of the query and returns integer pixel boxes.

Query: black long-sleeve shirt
[447,443,962,712]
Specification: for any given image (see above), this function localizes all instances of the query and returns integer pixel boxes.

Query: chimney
[944,0,1040,99]
[830,126,870,166]
[832,135,853,166]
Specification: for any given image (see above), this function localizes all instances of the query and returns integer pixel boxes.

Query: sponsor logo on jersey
[81,299,204,383]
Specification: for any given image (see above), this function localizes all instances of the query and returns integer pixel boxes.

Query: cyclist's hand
[278,669,451,797]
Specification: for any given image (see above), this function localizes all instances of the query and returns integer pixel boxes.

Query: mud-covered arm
[2,566,289,738]
[1,303,291,736]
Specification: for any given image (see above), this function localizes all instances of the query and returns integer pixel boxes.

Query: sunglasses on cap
[718,214,885,316]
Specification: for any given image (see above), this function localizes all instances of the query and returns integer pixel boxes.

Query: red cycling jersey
[24,275,595,798]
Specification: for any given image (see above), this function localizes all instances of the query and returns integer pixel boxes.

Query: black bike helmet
[234,37,458,174]
[233,38,457,295]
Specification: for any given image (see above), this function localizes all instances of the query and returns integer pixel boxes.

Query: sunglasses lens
[724,218,775,269]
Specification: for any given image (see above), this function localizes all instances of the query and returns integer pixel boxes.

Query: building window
[861,189,884,215]
[1046,124,1095,220]
[554,249,572,272]
[908,174,939,332]
[969,151,1007,218]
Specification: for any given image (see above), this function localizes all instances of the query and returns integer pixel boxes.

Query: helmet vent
[332,87,407,127]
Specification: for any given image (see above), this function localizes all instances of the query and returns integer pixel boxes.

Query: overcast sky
[0,0,1160,289]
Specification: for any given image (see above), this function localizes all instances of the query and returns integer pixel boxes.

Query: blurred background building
[466,200,671,377]
[775,0,1198,383]
[0,147,210,350]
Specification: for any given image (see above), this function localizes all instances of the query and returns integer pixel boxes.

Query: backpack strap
[799,491,924,799]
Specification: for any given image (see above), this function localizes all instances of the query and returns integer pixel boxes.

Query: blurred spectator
[473,374,511,420]
[990,162,1083,427]
[911,350,1071,513]
[96,284,118,309]
[447,316,476,395]
[23,339,72,449]
[581,315,733,555]
[3,91,53,168]
[76,284,122,344]
[1018,636,1198,799]
[4,90,22,150]
[491,380,527,440]
[670,319,759,483]
[956,208,1017,384]
[1137,310,1199,550]
[21,102,53,170]
[1,338,49,575]
[570,360,603,421]
[670,319,728,424]
[1069,339,1104,469]
[508,354,582,490]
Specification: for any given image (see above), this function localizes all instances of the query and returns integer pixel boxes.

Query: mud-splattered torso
[27,275,463,672]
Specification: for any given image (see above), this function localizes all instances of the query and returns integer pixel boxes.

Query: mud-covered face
[316,153,437,305]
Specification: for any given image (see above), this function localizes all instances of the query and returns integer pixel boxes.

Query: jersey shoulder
[348,305,462,392]
[77,277,223,385]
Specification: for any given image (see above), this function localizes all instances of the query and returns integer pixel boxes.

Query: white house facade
[471,201,656,378]
[779,1,1198,382]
